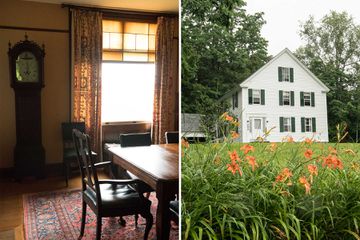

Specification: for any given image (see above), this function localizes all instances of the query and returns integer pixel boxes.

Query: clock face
[16,51,39,82]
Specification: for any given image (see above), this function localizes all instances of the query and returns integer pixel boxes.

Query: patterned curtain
[72,9,102,153]
[152,17,179,144]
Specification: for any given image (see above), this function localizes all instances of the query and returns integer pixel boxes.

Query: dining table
[107,143,179,240]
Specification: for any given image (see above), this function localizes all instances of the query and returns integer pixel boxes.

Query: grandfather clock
[8,35,45,179]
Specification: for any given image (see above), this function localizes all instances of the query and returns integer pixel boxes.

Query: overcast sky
[245,0,360,56]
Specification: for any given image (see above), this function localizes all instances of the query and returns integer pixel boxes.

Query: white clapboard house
[220,48,329,142]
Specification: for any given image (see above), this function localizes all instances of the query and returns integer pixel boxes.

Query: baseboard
[0,162,63,179]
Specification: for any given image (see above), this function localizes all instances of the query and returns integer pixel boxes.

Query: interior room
[0,0,179,239]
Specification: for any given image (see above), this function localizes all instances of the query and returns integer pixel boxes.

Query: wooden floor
[0,174,93,239]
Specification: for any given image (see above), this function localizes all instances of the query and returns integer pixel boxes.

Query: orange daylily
[246,155,258,171]
[322,154,343,170]
[275,168,293,183]
[181,139,189,148]
[287,136,294,143]
[240,144,255,155]
[307,164,318,176]
[227,161,242,176]
[269,143,277,152]
[228,150,241,162]
[304,138,313,145]
[299,176,311,194]
[231,131,240,139]
[304,149,313,159]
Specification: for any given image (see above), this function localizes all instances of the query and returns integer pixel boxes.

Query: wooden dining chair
[165,131,179,144]
[61,122,85,187]
[73,129,153,240]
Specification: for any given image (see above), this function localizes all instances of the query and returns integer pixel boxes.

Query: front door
[251,117,264,140]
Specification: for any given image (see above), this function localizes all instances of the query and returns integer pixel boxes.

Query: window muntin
[283,91,290,105]
[304,92,311,106]
[102,20,157,62]
[283,117,291,132]
[305,118,312,132]
[253,89,261,104]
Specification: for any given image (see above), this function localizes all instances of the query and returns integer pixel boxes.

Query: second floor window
[278,67,294,82]
[248,89,265,105]
[279,90,294,106]
[300,92,315,107]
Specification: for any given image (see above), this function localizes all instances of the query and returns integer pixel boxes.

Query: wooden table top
[108,144,179,182]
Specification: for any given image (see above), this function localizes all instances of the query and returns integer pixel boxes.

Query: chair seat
[84,183,150,211]
[127,171,154,193]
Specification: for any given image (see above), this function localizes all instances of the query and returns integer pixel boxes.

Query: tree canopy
[181,0,269,114]
[296,11,360,141]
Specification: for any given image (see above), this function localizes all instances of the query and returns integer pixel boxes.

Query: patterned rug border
[23,188,81,240]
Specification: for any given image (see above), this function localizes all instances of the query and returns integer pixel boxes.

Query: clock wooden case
[8,35,45,179]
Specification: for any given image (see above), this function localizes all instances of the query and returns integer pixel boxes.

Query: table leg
[156,186,172,240]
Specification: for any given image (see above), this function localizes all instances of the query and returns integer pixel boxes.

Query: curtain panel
[72,9,102,153]
[152,17,179,144]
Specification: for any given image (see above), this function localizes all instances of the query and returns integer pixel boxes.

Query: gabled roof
[240,48,330,92]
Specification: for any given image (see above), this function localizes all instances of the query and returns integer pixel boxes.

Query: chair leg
[78,201,86,240]
[143,211,153,240]
[135,214,139,227]
[96,215,102,240]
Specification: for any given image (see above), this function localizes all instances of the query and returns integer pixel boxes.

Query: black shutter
[248,89,253,105]
[280,117,284,132]
[311,92,315,107]
[261,89,265,105]
[290,91,294,106]
[291,117,296,132]
[278,67,283,82]
[235,91,238,108]
[279,90,283,106]
[301,117,305,132]
[312,117,316,132]
[290,68,294,82]
[300,92,304,106]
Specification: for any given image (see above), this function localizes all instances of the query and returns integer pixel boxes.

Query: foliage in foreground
[182,122,360,239]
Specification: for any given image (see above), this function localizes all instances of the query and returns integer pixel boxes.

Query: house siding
[226,49,329,142]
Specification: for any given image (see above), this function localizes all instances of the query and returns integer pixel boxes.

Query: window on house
[278,67,294,82]
[280,117,295,132]
[283,117,291,132]
[303,92,311,106]
[253,90,261,104]
[305,118,312,132]
[283,91,290,105]
[254,119,262,129]
[101,19,157,122]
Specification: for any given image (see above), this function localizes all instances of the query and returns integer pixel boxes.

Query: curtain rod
[61,3,178,18]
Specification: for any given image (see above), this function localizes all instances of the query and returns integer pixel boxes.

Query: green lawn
[182,141,360,239]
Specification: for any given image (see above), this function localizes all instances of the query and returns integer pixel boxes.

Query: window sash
[253,90,261,104]
[304,92,311,106]
[283,91,290,105]
[283,117,291,132]
[282,68,290,82]
[305,118,312,132]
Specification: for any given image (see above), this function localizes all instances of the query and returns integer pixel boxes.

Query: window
[283,91,290,105]
[305,118,312,132]
[232,91,238,109]
[253,90,261,104]
[304,92,311,106]
[103,20,156,62]
[102,20,157,122]
[254,119,262,129]
[278,67,294,82]
[249,89,265,105]
[301,117,316,132]
[280,117,295,132]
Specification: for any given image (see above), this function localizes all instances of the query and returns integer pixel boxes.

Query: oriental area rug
[23,189,178,240]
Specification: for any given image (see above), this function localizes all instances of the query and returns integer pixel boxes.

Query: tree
[181,0,268,115]
[296,11,360,141]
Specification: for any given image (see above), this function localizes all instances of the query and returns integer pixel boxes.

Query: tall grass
[182,121,360,239]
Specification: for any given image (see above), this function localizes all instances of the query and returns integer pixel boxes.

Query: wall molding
[0,25,69,33]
